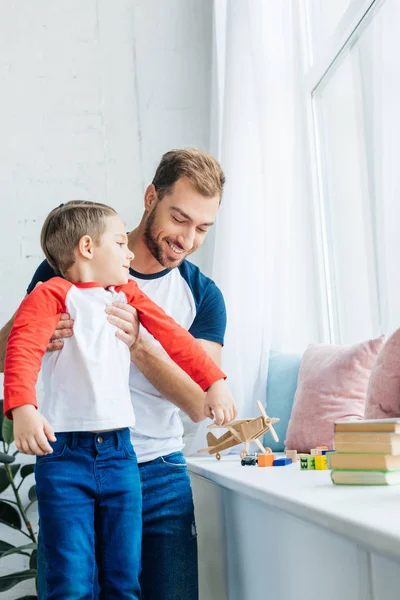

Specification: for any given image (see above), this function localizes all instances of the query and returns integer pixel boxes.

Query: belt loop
[116,430,121,451]
[70,432,78,450]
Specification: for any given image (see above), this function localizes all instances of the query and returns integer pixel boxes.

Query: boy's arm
[0,312,17,373]
[4,279,68,419]
[129,337,222,422]
[119,281,226,392]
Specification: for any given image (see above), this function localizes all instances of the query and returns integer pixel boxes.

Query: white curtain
[185,0,319,455]
[357,0,400,337]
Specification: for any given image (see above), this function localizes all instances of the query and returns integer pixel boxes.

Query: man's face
[143,177,220,269]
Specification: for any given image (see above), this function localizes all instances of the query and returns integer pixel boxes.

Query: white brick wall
[0,1,213,596]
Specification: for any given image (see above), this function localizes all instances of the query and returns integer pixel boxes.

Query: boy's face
[143,177,220,269]
[93,215,134,286]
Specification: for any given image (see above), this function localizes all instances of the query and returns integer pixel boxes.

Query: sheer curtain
[185,0,319,454]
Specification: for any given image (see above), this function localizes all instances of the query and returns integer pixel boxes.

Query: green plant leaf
[1,416,14,445]
[0,452,15,464]
[28,485,37,502]
[0,468,11,494]
[0,464,21,492]
[0,500,22,530]
[0,569,37,592]
[0,400,3,442]
[0,540,15,554]
[29,549,37,570]
[1,543,37,558]
[20,464,35,479]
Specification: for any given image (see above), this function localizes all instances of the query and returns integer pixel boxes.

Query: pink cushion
[365,329,400,418]
[285,337,385,453]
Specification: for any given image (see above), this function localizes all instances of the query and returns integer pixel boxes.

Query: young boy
[3,200,235,600]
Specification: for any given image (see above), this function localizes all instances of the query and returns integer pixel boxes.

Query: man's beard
[144,208,188,268]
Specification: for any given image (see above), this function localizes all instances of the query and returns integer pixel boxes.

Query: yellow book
[334,441,400,455]
[331,470,400,485]
[334,432,400,443]
[329,453,400,471]
[334,418,400,433]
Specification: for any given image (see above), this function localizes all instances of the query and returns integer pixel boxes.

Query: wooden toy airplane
[198,401,280,460]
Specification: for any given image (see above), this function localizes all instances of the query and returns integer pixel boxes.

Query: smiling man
[0,148,234,599]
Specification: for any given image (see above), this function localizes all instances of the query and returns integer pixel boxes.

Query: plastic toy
[273,457,292,467]
[241,454,258,466]
[300,456,315,470]
[314,455,328,470]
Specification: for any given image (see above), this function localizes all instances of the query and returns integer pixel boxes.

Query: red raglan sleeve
[118,280,226,391]
[4,278,70,419]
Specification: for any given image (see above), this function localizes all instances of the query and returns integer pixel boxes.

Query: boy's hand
[204,379,238,426]
[12,405,56,455]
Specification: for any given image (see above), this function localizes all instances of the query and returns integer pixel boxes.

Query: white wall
[0,0,213,328]
[0,1,213,596]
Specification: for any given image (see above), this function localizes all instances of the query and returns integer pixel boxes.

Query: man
[0,148,235,599]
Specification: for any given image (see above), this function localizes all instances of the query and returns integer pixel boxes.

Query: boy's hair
[152,148,226,202]
[40,200,117,276]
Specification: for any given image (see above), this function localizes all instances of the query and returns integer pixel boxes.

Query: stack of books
[329,418,400,485]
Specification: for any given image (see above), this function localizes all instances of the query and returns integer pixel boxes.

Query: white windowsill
[187,455,400,562]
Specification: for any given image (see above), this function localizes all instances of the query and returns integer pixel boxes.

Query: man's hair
[40,200,117,276]
[152,148,226,201]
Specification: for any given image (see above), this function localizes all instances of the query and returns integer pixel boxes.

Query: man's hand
[204,379,237,426]
[105,302,140,349]
[12,405,56,455]
[47,312,74,351]
[45,301,139,352]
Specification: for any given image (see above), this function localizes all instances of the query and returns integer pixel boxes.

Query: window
[303,0,400,343]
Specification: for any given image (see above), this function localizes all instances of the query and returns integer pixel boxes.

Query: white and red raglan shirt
[4,276,226,433]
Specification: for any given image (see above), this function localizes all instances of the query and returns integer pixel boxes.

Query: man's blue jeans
[140,451,198,599]
[35,428,142,599]
[37,450,198,600]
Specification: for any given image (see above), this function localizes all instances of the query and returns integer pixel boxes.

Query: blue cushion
[263,351,302,452]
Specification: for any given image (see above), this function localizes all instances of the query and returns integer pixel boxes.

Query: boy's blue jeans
[35,428,142,600]
[37,450,198,599]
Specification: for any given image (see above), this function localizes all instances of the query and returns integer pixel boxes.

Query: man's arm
[130,336,222,423]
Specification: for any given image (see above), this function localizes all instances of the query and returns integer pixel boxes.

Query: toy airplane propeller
[198,401,280,460]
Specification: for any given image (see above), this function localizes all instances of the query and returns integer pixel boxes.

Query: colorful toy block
[300,456,315,470]
[273,457,292,467]
[285,450,298,463]
[258,453,275,467]
[314,455,328,470]
[311,448,324,456]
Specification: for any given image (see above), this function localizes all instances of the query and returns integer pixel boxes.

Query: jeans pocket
[123,442,138,462]
[36,442,68,464]
[160,452,188,468]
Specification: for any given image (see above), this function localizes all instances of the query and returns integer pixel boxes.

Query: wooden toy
[198,401,280,460]
[258,454,275,467]
[314,455,328,470]
[300,456,315,470]
[285,450,298,463]
[273,457,292,466]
